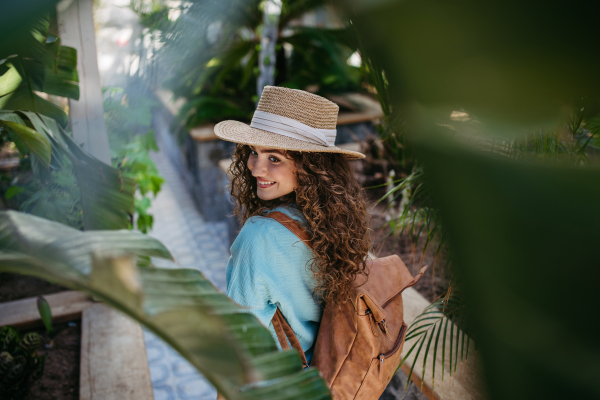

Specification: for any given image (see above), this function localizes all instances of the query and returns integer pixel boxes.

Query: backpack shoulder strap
[264,211,311,367]
[264,211,312,249]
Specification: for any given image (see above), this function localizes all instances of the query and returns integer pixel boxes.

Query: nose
[250,155,268,177]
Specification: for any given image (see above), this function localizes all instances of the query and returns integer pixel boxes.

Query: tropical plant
[0,11,135,231]
[344,1,600,398]
[355,20,600,393]
[372,107,599,391]
[103,87,164,233]
[0,111,136,230]
[0,16,79,127]
[103,86,160,152]
[114,131,164,233]
[0,326,45,399]
[0,210,330,399]
[132,0,364,127]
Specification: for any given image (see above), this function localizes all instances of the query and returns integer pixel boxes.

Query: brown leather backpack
[265,211,427,400]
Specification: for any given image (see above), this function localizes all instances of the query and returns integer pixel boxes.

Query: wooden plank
[57,0,111,164]
[0,291,94,330]
[190,123,218,142]
[330,93,384,125]
[337,110,383,125]
[80,304,153,400]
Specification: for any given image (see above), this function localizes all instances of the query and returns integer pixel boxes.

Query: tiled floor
[144,149,230,400]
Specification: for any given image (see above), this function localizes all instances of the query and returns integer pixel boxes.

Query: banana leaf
[0,210,331,399]
[0,17,79,127]
[0,110,135,230]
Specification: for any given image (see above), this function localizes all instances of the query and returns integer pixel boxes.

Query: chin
[256,189,293,201]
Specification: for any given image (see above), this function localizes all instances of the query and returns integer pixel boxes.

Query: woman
[215,85,372,365]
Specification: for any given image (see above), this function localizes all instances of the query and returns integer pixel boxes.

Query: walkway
[143,149,230,400]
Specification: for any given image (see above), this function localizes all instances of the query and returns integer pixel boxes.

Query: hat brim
[214,120,365,160]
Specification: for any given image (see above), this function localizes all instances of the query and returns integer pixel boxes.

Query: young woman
[214,85,372,365]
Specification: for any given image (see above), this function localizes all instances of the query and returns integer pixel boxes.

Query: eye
[250,149,258,156]
[269,156,281,163]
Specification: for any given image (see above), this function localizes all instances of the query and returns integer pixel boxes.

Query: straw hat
[214,86,365,159]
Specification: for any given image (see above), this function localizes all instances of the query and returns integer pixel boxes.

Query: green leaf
[36,296,53,335]
[18,111,135,230]
[5,186,24,200]
[416,135,600,399]
[0,62,23,99]
[0,119,51,168]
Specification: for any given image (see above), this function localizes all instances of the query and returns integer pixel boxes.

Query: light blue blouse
[225,204,322,363]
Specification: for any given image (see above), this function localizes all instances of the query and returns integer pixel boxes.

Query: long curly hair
[228,144,372,306]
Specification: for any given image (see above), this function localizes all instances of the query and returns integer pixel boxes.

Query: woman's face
[247,145,298,201]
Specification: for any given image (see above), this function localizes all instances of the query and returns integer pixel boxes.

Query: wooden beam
[337,110,383,125]
[57,0,111,164]
[0,291,94,330]
[190,124,218,142]
[80,304,153,400]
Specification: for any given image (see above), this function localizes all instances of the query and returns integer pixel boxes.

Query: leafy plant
[0,111,136,230]
[103,86,160,151]
[114,131,164,233]
[0,326,45,399]
[0,210,330,399]
[0,16,79,127]
[133,0,365,127]
[355,17,600,393]
[103,87,164,233]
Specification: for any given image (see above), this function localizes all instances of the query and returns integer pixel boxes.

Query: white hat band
[250,110,336,147]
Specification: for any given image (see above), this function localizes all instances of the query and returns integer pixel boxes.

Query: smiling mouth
[257,179,276,188]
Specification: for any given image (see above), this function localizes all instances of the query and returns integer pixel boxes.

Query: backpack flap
[354,256,428,352]
[355,255,414,310]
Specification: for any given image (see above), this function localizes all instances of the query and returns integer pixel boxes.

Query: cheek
[247,157,255,171]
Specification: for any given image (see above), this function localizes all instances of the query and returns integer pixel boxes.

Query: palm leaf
[399,287,468,392]
[0,211,330,399]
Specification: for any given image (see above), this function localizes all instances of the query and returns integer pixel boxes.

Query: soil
[0,273,79,399]
[0,273,68,303]
[23,322,81,400]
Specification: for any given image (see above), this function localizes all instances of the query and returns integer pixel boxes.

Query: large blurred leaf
[415,135,600,400]
[0,110,135,230]
[345,0,600,132]
[0,211,331,399]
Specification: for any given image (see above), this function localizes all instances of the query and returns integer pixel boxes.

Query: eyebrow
[251,147,285,156]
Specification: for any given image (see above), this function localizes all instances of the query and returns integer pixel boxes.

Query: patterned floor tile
[144,150,230,399]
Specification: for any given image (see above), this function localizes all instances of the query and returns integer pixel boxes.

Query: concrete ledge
[80,304,153,400]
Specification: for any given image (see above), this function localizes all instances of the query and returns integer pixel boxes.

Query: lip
[257,179,276,188]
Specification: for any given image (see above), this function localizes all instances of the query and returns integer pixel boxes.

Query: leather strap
[272,309,309,367]
[264,211,312,248]
[264,211,312,367]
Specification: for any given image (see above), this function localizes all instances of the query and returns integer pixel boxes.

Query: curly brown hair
[228,144,372,306]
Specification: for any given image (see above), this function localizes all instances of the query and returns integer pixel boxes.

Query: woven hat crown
[256,86,339,130]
